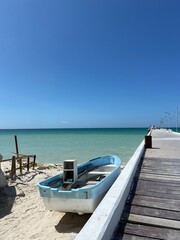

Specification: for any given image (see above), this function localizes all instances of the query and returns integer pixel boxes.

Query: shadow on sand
[0,186,16,219]
[55,212,91,234]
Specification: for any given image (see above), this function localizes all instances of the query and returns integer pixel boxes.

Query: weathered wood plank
[142,160,180,164]
[122,213,180,230]
[138,176,180,185]
[140,169,180,176]
[130,195,180,211]
[143,157,180,163]
[124,204,180,221]
[136,179,180,191]
[117,222,180,240]
[135,189,180,200]
[142,168,180,173]
[134,181,180,198]
[135,178,180,187]
[121,234,157,240]
[142,164,180,168]
[139,172,180,181]
[139,160,178,167]
[114,233,157,240]
[142,161,180,166]
[142,165,180,170]
[142,164,180,169]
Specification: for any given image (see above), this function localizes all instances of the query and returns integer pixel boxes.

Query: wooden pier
[112,130,180,240]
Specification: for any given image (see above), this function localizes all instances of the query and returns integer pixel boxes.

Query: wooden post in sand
[11,156,16,179]
[33,155,36,170]
[19,157,23,175]
[14,135,23,174]
[14,135,19,156]
[27,157,30,172]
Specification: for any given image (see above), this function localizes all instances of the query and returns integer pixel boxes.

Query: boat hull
[43,190,105,215]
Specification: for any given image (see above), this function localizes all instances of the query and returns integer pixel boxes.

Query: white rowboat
[37,155,121,215]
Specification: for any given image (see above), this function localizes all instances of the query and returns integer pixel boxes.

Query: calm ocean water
[0,128,148,165]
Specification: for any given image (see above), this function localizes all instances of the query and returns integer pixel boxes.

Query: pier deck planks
[112,131,180,240]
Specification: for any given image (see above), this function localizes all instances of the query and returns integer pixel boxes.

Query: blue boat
[37,155,121,215]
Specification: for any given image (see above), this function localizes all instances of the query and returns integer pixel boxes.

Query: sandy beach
[0,161,91,240]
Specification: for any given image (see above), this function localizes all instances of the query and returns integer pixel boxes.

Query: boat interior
[46,164,117,190]
[62,164,116,190]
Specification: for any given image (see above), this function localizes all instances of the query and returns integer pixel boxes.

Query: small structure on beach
[1,136,36,179]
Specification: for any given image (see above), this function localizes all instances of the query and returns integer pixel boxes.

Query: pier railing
[75,139,145,240]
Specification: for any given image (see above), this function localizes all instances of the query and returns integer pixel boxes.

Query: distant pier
[76,129,180,240]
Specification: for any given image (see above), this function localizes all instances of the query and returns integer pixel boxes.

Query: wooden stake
[19,157,22,175]
[11,156,16,179]
[33,155,36,170]
[14,135,19,156]
[27,157,30,172]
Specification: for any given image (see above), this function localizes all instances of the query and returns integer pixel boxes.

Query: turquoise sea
[0,128,148,165]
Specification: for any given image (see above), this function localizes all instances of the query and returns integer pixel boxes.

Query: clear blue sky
[0,0,180,129]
